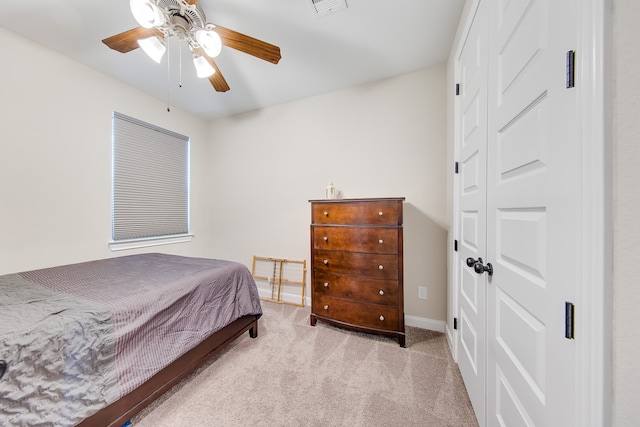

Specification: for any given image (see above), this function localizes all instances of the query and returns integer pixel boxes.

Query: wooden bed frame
[78,314,259,427]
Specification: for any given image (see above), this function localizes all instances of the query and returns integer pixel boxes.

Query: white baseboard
[405,314,446,333]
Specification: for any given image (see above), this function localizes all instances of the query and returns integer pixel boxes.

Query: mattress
[0,253,262,426]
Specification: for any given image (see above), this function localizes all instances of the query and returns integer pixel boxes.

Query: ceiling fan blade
[213,25,281,64]
[207,64,230,93]
[102,27,163,53]
[195,48,230,92]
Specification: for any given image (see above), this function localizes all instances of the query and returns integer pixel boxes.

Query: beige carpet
[131,301,478,427]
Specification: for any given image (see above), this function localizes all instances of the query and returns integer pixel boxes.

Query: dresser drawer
[311,200,402,226]
[313,295,400,331]
[313,249,399,280]
[313,272,399,305]
[312,226,399,254]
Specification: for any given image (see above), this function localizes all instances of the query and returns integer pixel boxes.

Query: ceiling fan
[102,0,281,93]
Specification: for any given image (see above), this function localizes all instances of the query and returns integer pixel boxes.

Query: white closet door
[455,1,489,425]
[456,0,580,425]
[485,0,578,425]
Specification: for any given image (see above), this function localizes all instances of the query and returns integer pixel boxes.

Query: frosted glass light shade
[196,29,222,58]
[193,54,215,78]
[138,36,166,63]
[130,0,165,28]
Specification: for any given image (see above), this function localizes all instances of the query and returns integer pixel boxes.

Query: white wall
[0,24,451,325]
[0,27,211,274]
[205,66,450,324]
[613,0,640,424]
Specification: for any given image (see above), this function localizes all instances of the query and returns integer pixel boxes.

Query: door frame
[574,0,613,424]
[448,0,612,425]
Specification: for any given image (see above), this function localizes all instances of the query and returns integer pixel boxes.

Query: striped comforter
[0,253,262,426]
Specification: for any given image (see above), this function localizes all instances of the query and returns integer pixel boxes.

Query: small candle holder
[325,182,336,199]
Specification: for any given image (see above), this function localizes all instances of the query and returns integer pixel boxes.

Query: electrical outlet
[418,286,427,300]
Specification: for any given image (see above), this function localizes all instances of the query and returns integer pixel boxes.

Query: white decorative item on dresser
[309,197,405,346]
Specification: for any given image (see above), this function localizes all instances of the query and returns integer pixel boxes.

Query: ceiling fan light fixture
[130,0,165,29]
[193,53,215,78]
[196,29,222,58]
[138,36,166,63]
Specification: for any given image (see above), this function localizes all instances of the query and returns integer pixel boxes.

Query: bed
[0,253,263,426]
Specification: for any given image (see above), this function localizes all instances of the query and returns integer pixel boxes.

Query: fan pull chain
[166,38,171,112]
[179,45,183,88]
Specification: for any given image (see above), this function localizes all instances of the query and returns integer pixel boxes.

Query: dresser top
[308,197,405,203]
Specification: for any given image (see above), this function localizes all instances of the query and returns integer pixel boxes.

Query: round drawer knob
[324,259,329,265]
[324,305,329,310]
[378,265,384,270]
[379,239,384,244]
[379,290,384,296]
[378,211,383,216]
[324,282,329,288]
[323,211,328,216]
[379,315,385,321]
[323,236,328,241]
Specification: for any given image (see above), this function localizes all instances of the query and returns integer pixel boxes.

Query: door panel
[496,365,536,426]
[460,307,480,374]
[456,1,489,424]
[496,208,547,284]
[461,211,480,252]
[496,96,548,184]
[495,288,546,399]
[456,0,578,425]
[461,261,479,311]
[486,0,577,425]
[462,151,481,194]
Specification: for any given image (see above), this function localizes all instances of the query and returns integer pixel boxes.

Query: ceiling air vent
[308,0,348,17]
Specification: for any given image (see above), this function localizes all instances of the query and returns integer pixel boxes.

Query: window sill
[109,234,194,251]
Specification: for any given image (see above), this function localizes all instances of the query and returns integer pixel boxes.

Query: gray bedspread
[0,253,262,426]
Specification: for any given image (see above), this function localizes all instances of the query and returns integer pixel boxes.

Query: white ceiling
[0,0,466,120]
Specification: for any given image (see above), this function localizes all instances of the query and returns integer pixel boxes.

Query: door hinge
[566,50,575,88]
[565,302,575,339]
[453,317,458,330]
[454,161,459,174]
[455,83,460,95]
[454,239,458,252]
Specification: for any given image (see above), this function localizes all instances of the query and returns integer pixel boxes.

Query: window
[110,112,191,250]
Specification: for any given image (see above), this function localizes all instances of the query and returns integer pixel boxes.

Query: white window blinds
[112,112,190,242]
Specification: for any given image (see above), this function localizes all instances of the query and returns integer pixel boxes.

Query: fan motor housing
[170,14,191,40]
[158,0,206,28]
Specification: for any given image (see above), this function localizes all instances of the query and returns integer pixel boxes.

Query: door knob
[466,257,481,267]
[474,260,493,276]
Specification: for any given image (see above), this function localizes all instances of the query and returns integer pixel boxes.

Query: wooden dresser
[309,197,405,347]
